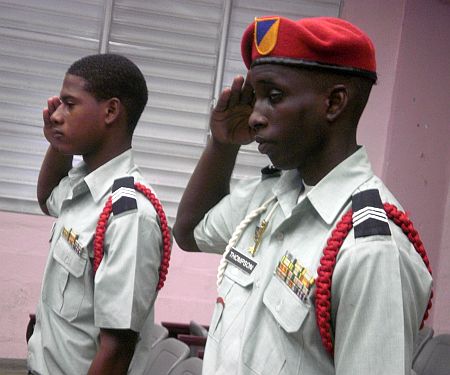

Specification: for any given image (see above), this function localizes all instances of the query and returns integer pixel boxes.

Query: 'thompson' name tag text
[225,247,257,275]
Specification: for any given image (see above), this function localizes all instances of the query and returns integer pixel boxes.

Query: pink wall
[0,212,50,358]
[341,0,406,176]
[343,0,450,332]
[1,0,449,359]
[381,0,450,333]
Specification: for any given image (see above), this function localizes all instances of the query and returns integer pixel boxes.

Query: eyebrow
[253,78,277,86]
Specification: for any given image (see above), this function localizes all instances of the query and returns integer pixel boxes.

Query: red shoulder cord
[93,182,171,291]
[315,203,433,355]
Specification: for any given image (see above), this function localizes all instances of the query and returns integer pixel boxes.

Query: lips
[255,135,270,154]
[52,130,64,141]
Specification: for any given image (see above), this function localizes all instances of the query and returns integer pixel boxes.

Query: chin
[269,159,296,171]
[53,145,75,156]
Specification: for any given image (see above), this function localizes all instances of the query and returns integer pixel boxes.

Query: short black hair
[67,53,148,134]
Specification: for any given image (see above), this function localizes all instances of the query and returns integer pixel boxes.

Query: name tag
[225,247,258,275]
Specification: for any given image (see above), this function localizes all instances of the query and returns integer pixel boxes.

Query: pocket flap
[53,237,87,278]
[224,263,254,288]
[263,276,309,333]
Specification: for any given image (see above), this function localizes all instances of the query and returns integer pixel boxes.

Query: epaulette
[352,189,391,238]
[261,164,281,180]
[112,176,137,215]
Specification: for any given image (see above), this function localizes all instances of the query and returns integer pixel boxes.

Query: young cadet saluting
[27,54,171,375]
[174,16,433,374]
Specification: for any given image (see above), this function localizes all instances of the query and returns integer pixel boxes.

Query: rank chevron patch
[352,189,391,238]
[112,176,137,215]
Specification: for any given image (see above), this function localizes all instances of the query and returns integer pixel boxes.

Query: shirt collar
[271,147,374,224]
[307,147,374,224]
[82,149,136,203]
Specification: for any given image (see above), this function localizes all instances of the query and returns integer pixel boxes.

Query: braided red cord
[383,203,433,324]
[135,182,172,291]
[315,209,353,355]
[315,203,433,355]
[93,182,172,291]
[93,197,113,273]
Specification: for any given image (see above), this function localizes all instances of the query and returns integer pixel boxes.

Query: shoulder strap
[315,189,433,355]
[93,180,171,291]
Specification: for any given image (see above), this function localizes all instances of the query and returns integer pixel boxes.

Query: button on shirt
[28,150,163,375]
[194,147,432,375]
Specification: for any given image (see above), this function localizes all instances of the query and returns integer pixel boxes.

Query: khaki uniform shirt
[28,150,162,375]
[194,147,432,375]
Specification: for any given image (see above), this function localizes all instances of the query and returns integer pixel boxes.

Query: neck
[83,144,132,173]
[299,142,358,185]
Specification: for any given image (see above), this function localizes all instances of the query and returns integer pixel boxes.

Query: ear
[325,85,348,122]
[104,97,121,125]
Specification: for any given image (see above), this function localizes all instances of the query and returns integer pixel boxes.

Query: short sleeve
[194,177,262,254]
[93,196,162,331]
[331,233,432,374]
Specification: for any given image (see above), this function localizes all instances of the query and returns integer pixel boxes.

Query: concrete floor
[0,359,27,375]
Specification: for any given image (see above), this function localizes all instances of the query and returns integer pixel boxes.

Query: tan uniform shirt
[28,150,162,375]
[194,147,432,375]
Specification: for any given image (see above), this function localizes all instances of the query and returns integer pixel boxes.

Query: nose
[248,101,268,131]
[49,104,63,125]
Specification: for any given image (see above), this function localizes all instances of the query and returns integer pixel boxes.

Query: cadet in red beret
[174,16,432,374]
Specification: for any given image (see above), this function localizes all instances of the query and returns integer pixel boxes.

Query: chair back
[169,357,203,375]
[413,334,450,375]
[144,337,190,375]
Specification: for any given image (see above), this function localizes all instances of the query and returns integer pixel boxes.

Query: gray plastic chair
[168,357,203,375]
[189,320,208,337]
[149,323,169,349]
[413,326,434,361]
[413,334,450,375]
[144,337,190,375]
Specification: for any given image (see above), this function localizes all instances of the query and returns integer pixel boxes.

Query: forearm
[37,145,73,214]
[173,138,240,251]
[87,329,137,375]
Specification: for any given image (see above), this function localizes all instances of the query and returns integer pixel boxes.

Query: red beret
[241,16,377,81]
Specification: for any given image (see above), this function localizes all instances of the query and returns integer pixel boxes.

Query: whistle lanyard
[247,199,280,257]
[216,196,279,286]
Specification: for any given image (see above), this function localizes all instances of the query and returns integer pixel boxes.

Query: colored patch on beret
[241,16,377,81]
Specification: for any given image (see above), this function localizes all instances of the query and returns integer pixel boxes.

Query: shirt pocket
[42,234,87,322]
[242,274,309,375]
[208,265,254,342]
[263,275,310,333]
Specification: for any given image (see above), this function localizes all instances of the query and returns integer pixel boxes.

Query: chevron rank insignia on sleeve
[352,189,391,238]
[112,176,137,215]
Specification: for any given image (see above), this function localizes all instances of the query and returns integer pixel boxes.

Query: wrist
[210,135,241,153]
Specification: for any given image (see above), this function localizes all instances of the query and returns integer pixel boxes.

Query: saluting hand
[210,75,255,145]
[42,96,61,144]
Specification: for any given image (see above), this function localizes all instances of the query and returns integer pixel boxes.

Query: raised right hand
[43,96,61,144]
[210,75,255,145]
